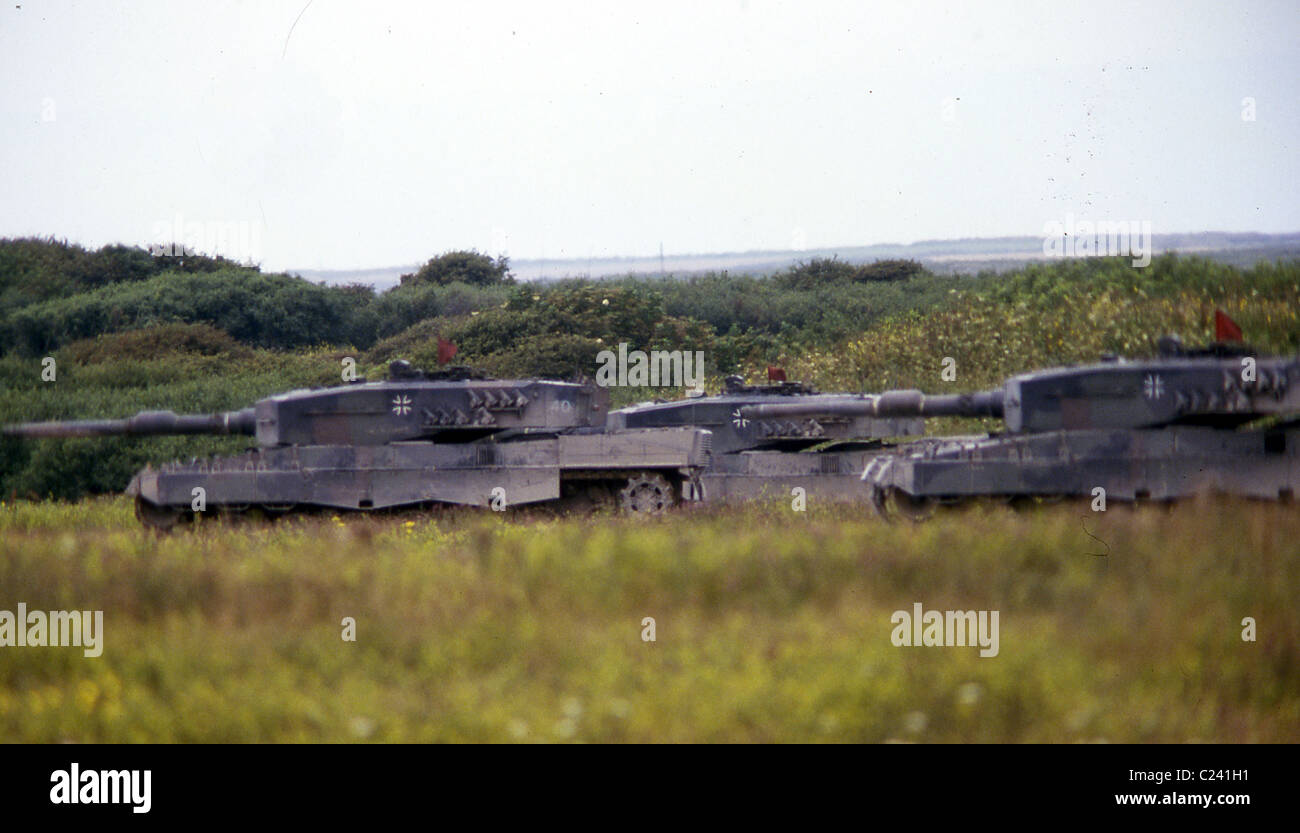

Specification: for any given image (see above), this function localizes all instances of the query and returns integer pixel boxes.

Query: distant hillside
[292,231,1300,288]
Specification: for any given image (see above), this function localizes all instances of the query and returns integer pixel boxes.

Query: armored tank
[609,373,925,502]
[3,361,711,528]
[741,337,1300,520]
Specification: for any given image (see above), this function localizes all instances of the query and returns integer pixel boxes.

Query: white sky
[1,0,1297,271]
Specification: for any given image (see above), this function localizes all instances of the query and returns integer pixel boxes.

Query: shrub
[854,258,925,282]
[479,333,607,379]
[399,250,515,287]
[2,268,373,354]
[59,323,253,364]
[774,256,860,290]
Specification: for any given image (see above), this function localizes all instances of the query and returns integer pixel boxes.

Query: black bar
[0,743,1281,821]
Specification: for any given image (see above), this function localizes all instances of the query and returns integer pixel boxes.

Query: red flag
[767,366,787,382]
[437,337,459,364]
[1214,309,1243,342]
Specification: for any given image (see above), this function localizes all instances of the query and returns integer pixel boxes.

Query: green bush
[774,256,860,289]
[774,256,925,289]
[399,250,515,287]
[2,268,373,354]
[855,258,925,282]
[59,323,253,364]
[478,332,607,379]
[366,284,717,379]
[0,237,262,315]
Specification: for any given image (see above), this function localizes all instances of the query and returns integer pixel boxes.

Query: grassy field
[1,496,1296,742]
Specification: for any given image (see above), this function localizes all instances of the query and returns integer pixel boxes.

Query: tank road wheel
[134,496,183,532]
[883,487,937,523]
[618,472,677,516]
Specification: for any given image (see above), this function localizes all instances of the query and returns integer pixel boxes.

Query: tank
[609,373,925,502]
[3,361,712,528]
[741,337,1300,519]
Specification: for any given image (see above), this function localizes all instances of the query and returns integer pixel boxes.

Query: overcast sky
[2,0,1297,271]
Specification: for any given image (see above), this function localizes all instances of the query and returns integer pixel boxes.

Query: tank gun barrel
[740,390,1004,420]
[3,408,256,439]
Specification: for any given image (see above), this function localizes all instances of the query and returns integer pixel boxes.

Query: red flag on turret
[767,366,787,382]
[1214,309,1243,342]
[437,337,459,364]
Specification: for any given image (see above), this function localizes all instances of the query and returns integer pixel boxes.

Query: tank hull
[863,424,1300,503]
[128,428,711,513]
[698,448,886,503]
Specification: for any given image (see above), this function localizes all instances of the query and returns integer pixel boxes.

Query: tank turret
[6,360,608,447]
[743,345,1297,431]
[612,373,926,454]
[2,359,567,441]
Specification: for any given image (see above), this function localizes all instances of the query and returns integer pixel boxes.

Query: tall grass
[0,497,1295,742]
